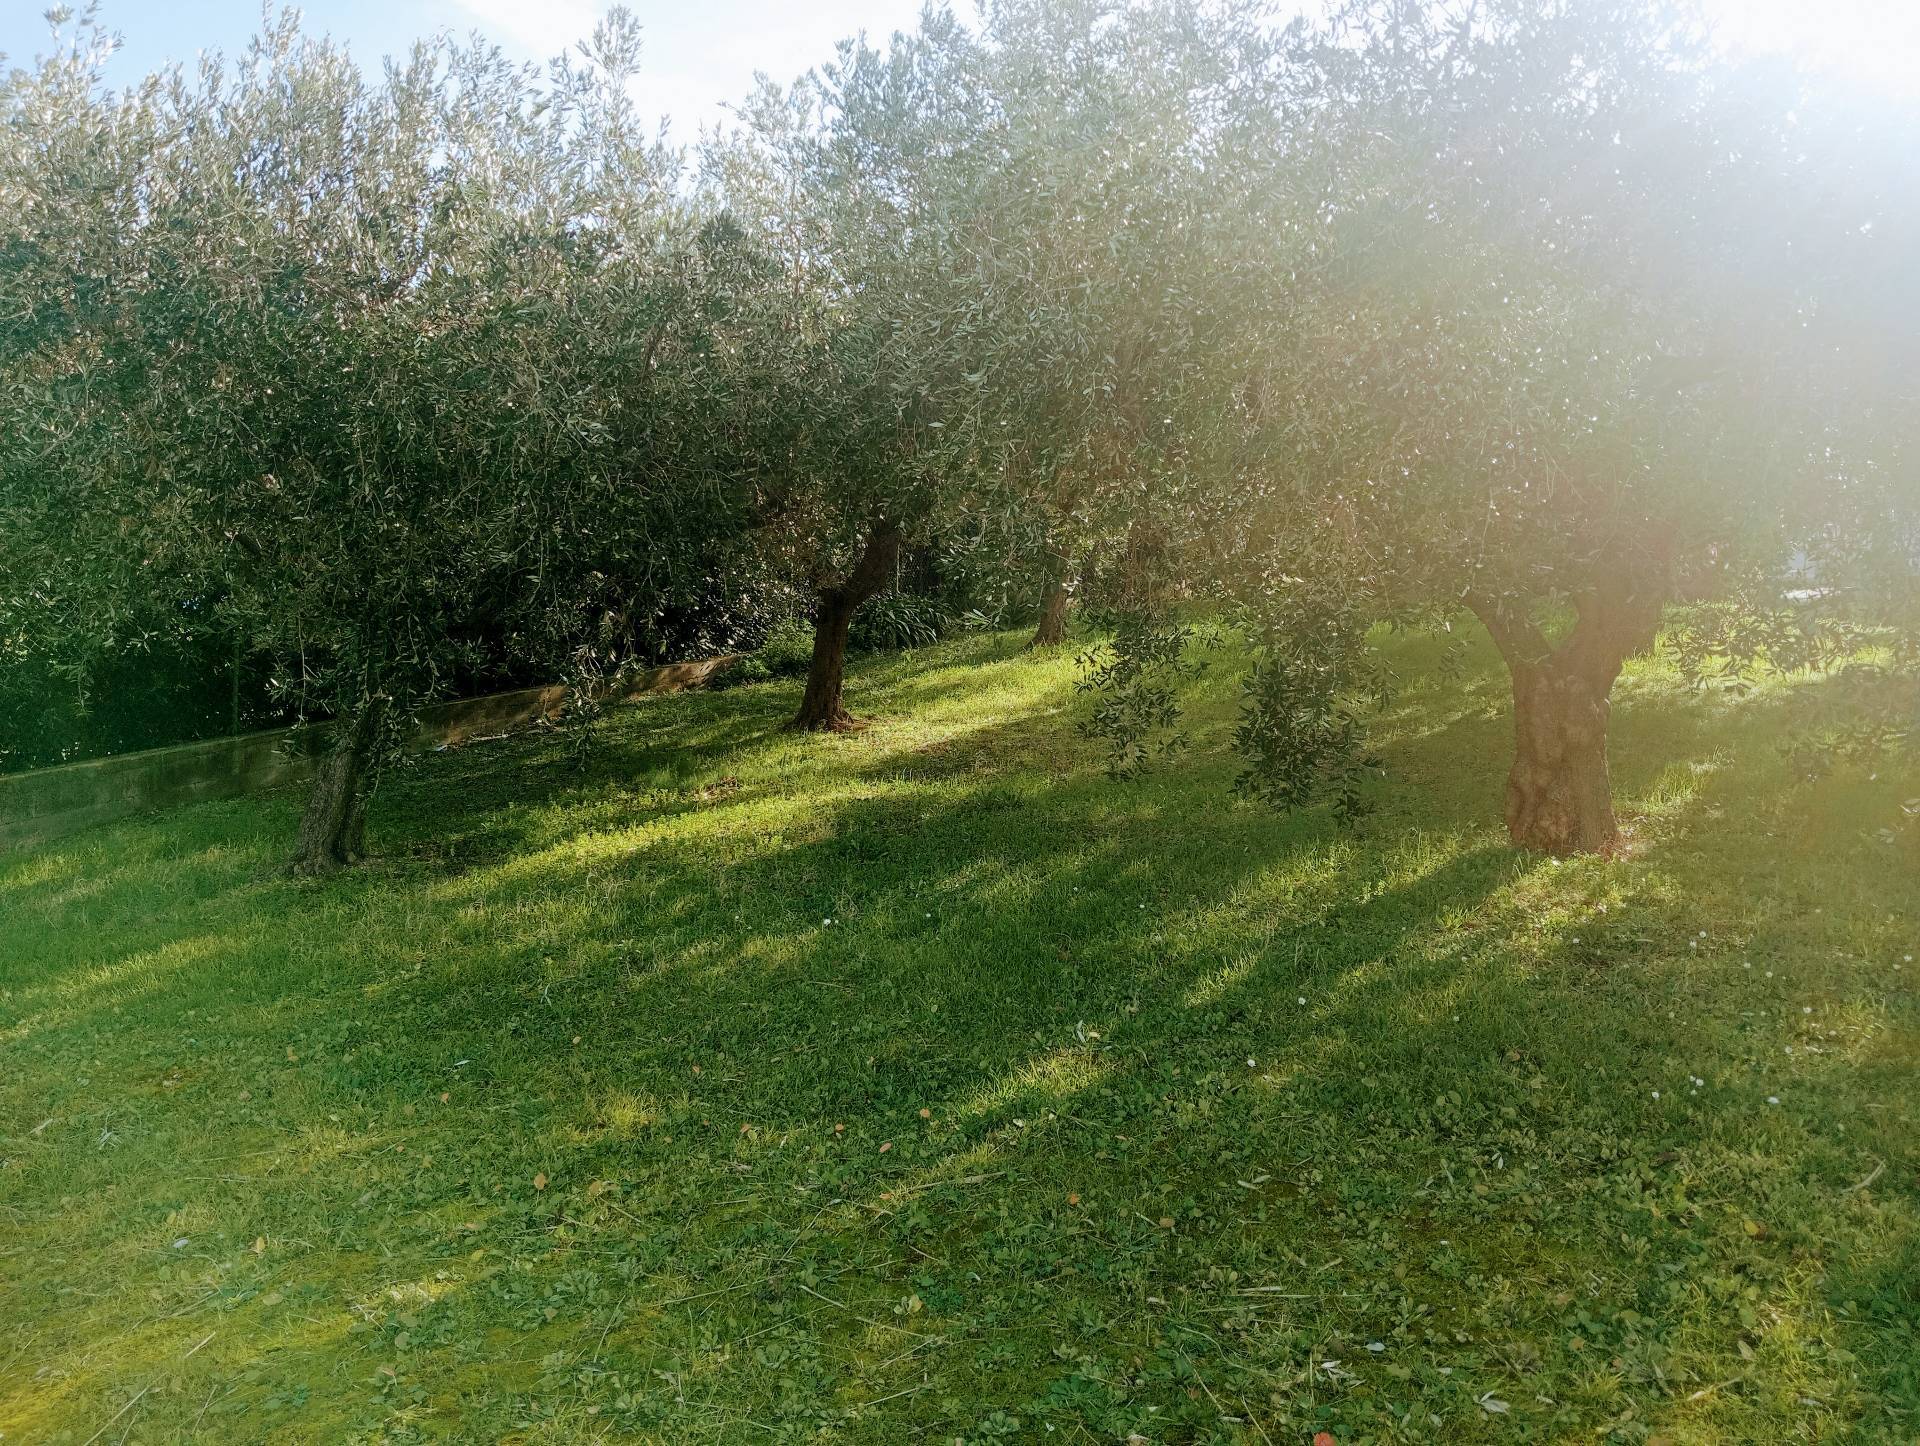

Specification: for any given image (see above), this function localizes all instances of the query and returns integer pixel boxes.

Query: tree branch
[1463,591,1550,668]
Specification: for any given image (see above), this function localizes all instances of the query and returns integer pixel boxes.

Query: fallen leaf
[252,1236,265,1255]
[878,1141,892,1153]
[533,1172,548,1191]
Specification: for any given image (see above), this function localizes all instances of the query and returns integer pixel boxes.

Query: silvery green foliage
[1070,0,1918,818]
[3,0,1914,842]
[0,9,782,793]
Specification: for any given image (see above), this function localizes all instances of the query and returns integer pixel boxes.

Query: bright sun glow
[1697,0,1920,98]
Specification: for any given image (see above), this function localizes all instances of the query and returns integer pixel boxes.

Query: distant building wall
[0,654,742,853]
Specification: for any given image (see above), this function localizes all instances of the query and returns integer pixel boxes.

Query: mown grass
[2,629,1916,1443]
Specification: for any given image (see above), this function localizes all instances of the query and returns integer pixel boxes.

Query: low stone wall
[0,654,742,853]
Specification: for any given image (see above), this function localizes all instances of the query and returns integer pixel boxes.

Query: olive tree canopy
[1082,0,1920,854]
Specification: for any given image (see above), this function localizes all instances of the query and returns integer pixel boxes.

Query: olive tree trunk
[1502,652,1622,854]
[791,523,903,732]
[1029,550,1073,649]
[1469,582,1664,856]
[291,695,389,875]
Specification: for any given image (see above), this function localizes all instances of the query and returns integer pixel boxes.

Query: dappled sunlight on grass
[2,632,1916,1440]
[948,1044,1113,1125]
[10,931,239,1014]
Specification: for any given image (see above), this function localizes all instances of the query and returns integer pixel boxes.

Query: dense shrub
[754,616,818,679]
[850,592,949,652]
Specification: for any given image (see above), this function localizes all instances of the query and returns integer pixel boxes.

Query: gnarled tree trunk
[1503,653,1621,855]
[1029,551,1072,649]
[291,695,388,875]
[1470,580,1665,856]
[791,522,903,732]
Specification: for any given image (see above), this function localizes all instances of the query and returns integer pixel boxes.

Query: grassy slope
[1,631,1916,1444]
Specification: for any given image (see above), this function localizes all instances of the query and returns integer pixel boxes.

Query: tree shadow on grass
[3,638,1540,1435]
[6,632,1914,1439]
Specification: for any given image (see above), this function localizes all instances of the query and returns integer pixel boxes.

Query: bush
[725,654,774,686]
[757,615,817,677]
[851,592,948,652]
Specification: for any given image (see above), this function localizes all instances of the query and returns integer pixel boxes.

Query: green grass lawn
[3,630,1916,1443]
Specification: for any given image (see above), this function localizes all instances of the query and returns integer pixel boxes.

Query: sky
[0,0,934,139]
[2,0,1916,142]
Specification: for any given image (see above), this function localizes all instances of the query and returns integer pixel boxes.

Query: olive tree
[710,0,1295,720]
[705,15,1000,731]
[1089,0,1920,854]
[1,9,695,870]
[0,14,207,768]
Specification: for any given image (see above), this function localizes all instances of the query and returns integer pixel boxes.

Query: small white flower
[1651,1090,1660,1099]
[1803,1006,1812,1014]
[1767,1096,1780,1105]
[1297,996,1307,1005]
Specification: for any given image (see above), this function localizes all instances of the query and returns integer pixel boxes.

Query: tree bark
[791,523,903,732]
[1469,581,1664,856]
[1502,654,1622,855]
[1030,578,1070,648]
[291,695,388,875]
[1029,551,1072,649]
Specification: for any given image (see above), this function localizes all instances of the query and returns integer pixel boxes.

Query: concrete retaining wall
[0,654,742,853]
